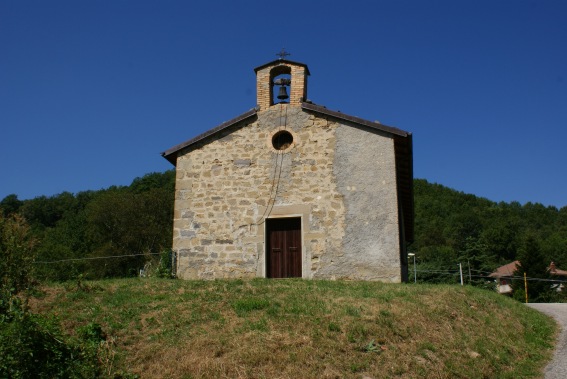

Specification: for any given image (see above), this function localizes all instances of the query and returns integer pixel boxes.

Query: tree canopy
[1,171,175,281]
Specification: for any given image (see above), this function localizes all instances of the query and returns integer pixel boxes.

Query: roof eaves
[161,108,258,166]
[254,59,311,75]
[301,102,410,137]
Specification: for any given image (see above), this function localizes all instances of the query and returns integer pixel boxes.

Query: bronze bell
[277,85,289,100]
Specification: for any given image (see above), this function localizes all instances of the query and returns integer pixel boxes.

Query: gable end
[301,101,414,243]
[161,108,258,165]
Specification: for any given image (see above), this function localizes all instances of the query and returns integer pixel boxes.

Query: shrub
[155,250,176,278]
[0,213,103,377]
[0,312,100,378]
[1,214,37,314]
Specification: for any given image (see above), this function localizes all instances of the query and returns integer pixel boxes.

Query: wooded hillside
[412,179,567,287]
[0,171,175,281]
[1,174,566,286]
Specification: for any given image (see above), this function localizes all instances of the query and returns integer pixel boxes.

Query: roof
[301,103,410,137]
[550,262,567,276]
[161,102,414,242]
[254,59,311,75]
[552,268,567,276]
[489,261,567,278]
[489,261,519,278]
[162,103,411,164]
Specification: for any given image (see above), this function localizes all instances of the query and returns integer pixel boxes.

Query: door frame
[265,216,302,278]
[255,204,311,279]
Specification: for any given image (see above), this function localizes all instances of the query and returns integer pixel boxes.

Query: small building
[549,262,567,292]
[162,56,414,282]
[490,261,567,294]
[489,261,519,295]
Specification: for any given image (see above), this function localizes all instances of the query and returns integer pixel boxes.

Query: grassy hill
[30,278,557,379]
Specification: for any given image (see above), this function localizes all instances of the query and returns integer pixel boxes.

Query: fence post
[524,272,528,303]
[171,250,177,278]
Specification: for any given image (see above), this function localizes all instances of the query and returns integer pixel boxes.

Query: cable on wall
[254,103,288,226]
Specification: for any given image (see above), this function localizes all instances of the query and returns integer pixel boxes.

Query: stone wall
[172,104,401,281]
[332,124,401,281]
[174,105,343,279]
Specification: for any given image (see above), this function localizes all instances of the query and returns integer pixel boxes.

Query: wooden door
[266,218,301,278]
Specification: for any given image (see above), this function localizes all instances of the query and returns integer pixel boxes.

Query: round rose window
[272,130,293,151]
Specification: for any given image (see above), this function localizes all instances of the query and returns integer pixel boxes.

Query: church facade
[162,58,413,282]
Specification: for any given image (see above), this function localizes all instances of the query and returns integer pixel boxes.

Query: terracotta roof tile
[489,261,520,278]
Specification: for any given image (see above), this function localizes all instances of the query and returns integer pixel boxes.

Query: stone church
[162,57,413,282]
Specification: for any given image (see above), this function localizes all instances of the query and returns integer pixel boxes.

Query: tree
[513,236,556,303]
[130,170,175,194]
[34,211,91,281]
[0,213,37,313]
[85,187,173,277]
[0,194,23,217]
[458,236,497,287]
[20,192,77,230]
[0,214,102,378]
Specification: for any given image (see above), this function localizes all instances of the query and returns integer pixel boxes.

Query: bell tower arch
[254,54,310,111]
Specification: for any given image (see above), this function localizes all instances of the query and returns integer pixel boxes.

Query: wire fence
[33,251,177,279]
[32,253,567,284]
[34,252,162,264]
[414,268,567,283]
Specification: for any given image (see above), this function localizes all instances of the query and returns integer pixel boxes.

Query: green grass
[31,278,558,379]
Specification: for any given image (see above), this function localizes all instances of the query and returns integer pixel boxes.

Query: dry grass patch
[31,278,557,378]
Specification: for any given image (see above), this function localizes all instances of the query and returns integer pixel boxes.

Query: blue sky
[1,1,566,208]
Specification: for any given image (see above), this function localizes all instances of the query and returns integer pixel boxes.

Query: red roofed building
[490,261,567,295]
[489,261,519,295]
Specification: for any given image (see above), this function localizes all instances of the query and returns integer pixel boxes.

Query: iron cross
[276,48,290,59]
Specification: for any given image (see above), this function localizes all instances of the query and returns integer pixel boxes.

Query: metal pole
[524,272,528,303]
[408,253,416,283]
[413,255,416,283]
[459,263,464,286]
